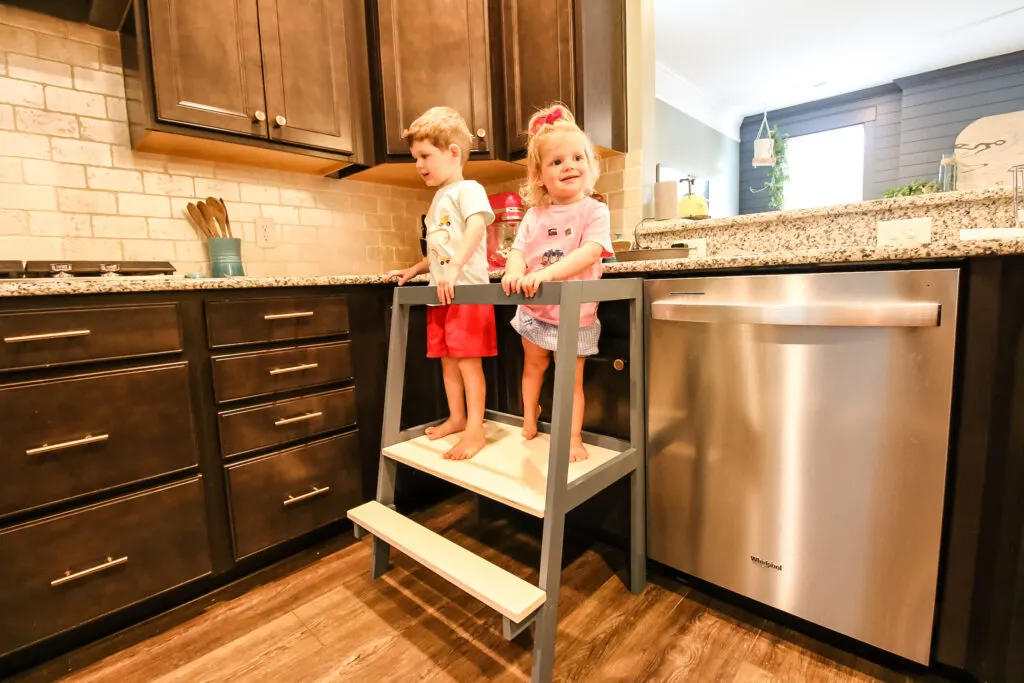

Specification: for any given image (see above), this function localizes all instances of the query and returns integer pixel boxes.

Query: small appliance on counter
[486,191,523,270]
[22,261,176,278]
[678,176,709,219]
[0,261,23,278]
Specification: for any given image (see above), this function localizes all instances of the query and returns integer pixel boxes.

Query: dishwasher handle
[651,299,941,327]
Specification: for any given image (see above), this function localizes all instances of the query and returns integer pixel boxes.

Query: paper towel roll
[654,181,677,220]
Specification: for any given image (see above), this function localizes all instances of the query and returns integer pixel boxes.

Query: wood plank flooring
[19,496,949,682]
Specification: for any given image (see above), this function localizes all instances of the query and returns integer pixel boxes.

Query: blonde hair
[519,103,601,208]
[402,106,473,167]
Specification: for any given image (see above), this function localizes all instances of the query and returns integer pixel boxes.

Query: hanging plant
[766,126,789,210]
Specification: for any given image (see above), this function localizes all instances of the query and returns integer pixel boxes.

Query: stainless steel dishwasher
[645,269,959,664]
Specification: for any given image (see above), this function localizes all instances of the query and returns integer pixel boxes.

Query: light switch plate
[877,217,932,248]
[255,217,277,247]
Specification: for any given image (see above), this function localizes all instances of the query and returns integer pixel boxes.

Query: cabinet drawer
[206,295,350,349]
[0,363,199,518]
[226,433,361,559]
[0,478,211,654]
[219,387,357,458]
[211,341,352,403]
[0,303,181,373]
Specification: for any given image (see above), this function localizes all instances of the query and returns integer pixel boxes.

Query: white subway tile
[148,217,196,241]
[67,23,119,50]
[315,192,350,211]
[0,76,44,107]
[194,178,240,202]
[72,66,124,97]
[112,147,166,172]
[86,167,143,192]
[79,117,130,146]
[122,239,175,261]
[261,204,298,223]
[44,85,105,117]
[222,201,260,222]
[332,212,365,229]
[52,138,111,166]
[0,25,39,57]
[7,53,73,88]
[29,211,90,237]
[64,236,121,260]
[24,160,86,188]
[174,240,206,261]
[14,107,78,138]
[57,188,116,213]
[2,5,68,36]
[0,158,22,183]
[241,183,280,204]
[282,225,318,243]
[37,35,100,69]
[280,188,317,207]
[117,192,170,217]
[143,172,194,197]
[106,96,127,122]
[0,236,63,259]
[0,104,12,130]
[99,48,121,73]
[299,208,332,227]
[0,209,28,235]
[0,182,56,210]
[167,159,215,177]
[92,215,148,238]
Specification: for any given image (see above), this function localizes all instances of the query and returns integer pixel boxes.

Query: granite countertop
[2,237,1024,298]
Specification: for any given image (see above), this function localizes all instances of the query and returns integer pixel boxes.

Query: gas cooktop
[19,261,176,278]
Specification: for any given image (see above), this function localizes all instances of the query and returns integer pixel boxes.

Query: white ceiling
[654,0,1024,123]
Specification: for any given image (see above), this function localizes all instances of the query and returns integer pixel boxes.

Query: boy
[387,107,496,460]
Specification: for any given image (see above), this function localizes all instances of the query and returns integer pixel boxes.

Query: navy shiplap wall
[738,50,1024,215]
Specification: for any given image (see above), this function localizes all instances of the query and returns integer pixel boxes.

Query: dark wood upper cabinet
[257,0,365,155]
[374,0,495,157]
[501,0,626,157]
[146,0,267,137]
[502,0,576,156]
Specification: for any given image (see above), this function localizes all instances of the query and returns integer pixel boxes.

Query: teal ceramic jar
[207,237,244,277]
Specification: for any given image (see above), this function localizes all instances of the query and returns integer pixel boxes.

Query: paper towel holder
[654,163,678,220]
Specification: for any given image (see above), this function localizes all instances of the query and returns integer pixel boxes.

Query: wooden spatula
[206,197,231,238]
[197,201,221,237]
[186,202,214,238]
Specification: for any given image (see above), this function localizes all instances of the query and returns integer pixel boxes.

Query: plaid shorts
[511,307,601,357]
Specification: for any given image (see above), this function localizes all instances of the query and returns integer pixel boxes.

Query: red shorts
[426,304,497,358]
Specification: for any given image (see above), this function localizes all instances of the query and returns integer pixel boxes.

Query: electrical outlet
[255,217,277,247]
[877,217,932,248]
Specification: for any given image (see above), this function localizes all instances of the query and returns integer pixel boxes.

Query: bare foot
[444,425,487,460]
[569,438,590,463]
[522,405,542,440]
[426,417,466,441]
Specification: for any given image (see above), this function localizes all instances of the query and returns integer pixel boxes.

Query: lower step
[347,501,546,623]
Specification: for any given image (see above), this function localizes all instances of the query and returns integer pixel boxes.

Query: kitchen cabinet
[122,0,373,174]
[373,0,496,158]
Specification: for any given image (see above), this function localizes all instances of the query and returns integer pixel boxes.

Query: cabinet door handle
[476,128,486,139]
[268,362,318,376]
[274,411,323,427]
[253,110,267,122]
[27,433,109,456]
[263,311,314,321]
[274,115,287,127]
[4,329,91,343]
[613,359,626,371]
[51,555,128,587]
[283,486,330,507]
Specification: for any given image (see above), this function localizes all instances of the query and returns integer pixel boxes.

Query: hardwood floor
[19,496,949,682]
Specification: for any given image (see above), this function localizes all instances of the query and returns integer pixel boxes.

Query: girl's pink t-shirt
[511,196,613,327]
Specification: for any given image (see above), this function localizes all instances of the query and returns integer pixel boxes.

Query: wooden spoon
[197,201,220,237]
[206,197,231,238]
[186,202,213,238]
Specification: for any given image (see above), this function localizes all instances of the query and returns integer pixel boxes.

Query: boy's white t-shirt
[424,180,494,287]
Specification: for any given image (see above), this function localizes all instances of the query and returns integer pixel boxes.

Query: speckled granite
[634,188,1016,255]
[2,189,1022,298]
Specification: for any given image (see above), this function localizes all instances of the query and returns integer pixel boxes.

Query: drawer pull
[51,555,128,587]
[269,362,319,376]
[4,329,91,344]
[26,433,110,456]
[274,411,323,427]
[264,311,315,321]
[283,485,330,507]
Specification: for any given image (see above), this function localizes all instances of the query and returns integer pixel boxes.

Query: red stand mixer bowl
[487,192,523,270]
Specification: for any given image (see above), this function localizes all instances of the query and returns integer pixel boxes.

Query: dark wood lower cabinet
[0,478,211,654]
[225,433,362,559]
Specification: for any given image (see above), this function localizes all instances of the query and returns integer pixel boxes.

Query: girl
[501,104,613,463]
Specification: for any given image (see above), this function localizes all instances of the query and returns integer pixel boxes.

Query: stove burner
[21,261,176,278]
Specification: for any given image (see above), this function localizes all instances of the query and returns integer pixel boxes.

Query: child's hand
[520,270,550,297]
[386,267,417,286]
[501,271,524,296]
[436,263,462,305]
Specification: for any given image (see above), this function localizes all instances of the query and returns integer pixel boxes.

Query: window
[783,125,865,211]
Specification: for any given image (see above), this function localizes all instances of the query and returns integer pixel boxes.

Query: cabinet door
[147,0,267,136]
[502,0,575,157]
[257,0,362,155]
[376,0,493,156]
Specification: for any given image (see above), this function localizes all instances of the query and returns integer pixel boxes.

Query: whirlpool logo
[750,555,782,572]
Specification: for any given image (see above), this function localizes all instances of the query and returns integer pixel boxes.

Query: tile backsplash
[0,4,429,277]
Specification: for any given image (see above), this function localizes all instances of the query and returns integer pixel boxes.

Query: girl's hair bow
[530,107,564,135]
